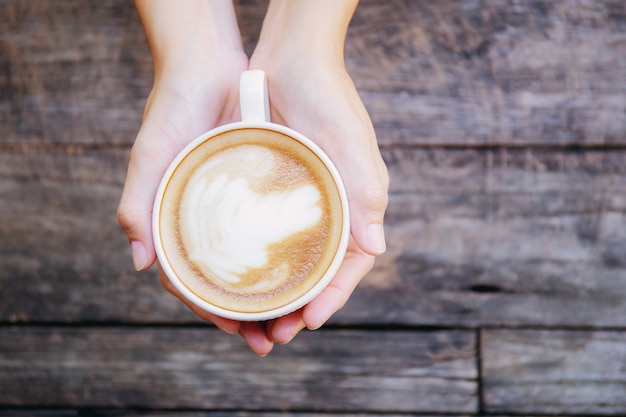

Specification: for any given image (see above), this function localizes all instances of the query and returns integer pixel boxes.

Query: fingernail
[367,223,386,254]
[131,241,148,271]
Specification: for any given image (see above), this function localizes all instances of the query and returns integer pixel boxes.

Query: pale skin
[117,0,389,356]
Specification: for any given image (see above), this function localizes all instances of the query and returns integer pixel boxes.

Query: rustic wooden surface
[483,330,626,414]
[1,0,625,415]
[0,327,477,412]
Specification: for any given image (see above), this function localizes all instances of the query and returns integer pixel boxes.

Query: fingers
[121,62,385,353]
[158,268,240,333]
[117,141,161,270]
[259,69,387,335]
[163,244,374,353]
[326,128,389,257]
[117,126,181,271]
[117,89,180,271]
[117,82,223,270]
[159,268,274,356]
[346,168,389,256]
[267,312,306,345]
[238,323,274,357]
[303,239,376,331]
[334,102,389,257]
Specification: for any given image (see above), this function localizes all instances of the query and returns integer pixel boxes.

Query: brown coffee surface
[158,128,343,314]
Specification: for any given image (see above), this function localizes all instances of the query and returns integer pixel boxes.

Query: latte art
[180,146,323,287]
[158,128,345,314]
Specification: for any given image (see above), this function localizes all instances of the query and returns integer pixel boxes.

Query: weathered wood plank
[0,413,471,417]
[0,413,584,417]
[348,146,626,327]
[0,0,261,146]
[0,0,151,145]
[1,0,624,147]
[1,147,625,326]
[0,148,195,323]
[349,0,626,146]
[482,330,626,414]
[0,327,477,413]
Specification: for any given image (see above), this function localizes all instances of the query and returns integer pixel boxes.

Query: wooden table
[1,0,625,415]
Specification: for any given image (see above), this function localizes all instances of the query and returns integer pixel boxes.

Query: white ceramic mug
[152,70,350,321]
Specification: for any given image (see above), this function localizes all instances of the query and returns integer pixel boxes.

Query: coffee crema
[158,128,344,314]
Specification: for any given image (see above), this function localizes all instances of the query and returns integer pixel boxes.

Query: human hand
[119,0,387,356]
[118,1,275,356]
[249,26,389,345]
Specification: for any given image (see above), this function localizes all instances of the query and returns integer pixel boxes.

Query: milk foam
[179,146,322,288]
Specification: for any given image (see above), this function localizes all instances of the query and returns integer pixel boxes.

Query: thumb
[116,80,224,271]
[117,142,160,271]
[331,122,389,256]
[348,173,389,256]
[117,124,181,271]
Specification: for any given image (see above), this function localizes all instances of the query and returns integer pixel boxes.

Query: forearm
[253,0,359,61]
[134,0,243,78]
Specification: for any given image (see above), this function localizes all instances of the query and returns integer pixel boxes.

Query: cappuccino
[157,128,344,315]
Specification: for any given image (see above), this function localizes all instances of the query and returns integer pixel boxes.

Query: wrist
[252,0,358,65]
[135,0,245,80]
[154,48,248,89]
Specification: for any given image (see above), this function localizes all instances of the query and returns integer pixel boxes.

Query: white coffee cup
[153,70,350,321]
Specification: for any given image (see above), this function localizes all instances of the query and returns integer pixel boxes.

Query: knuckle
[116,196,145,238]
[116,201,133,231]
[361,182,389,213]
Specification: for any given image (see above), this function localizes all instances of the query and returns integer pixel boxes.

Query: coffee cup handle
[240,70,270,123]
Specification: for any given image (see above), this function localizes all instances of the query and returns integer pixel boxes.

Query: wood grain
[0,413,589,417]
[482,330,626,414]
[349,0,626,146]
[0,0,151,146]
[1,0,623,147]
[0,327,477,413]
[350,147,626,327]
[0,148,194,323]
[1,147,625,326]
[0,413,471,417]
[1,0,625,414]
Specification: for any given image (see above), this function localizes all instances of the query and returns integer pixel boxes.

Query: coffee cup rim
[152,121,350,321]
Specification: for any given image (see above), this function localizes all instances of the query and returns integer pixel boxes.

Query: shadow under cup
[154,125,349,321]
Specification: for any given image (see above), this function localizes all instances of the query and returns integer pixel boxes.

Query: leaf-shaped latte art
[180,151,322,286]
